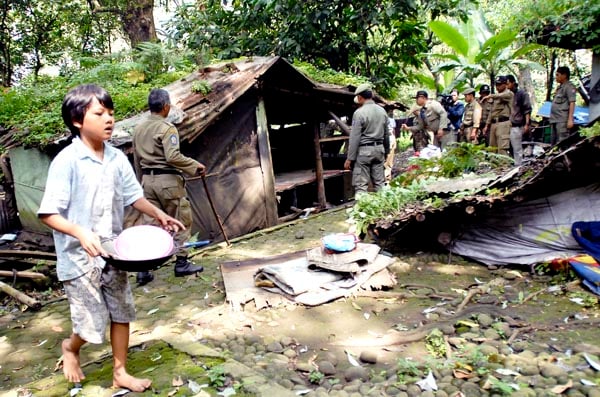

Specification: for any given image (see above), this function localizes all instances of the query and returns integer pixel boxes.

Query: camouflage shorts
[63,264,136,344]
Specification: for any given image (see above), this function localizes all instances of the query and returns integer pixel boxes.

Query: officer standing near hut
[401,90,450,150]
[344,83,390,195]
[478,84,493,145]
[483,76,513,156]
[460,87,482,144]
[550,66,577,145]
[132,88,205,285]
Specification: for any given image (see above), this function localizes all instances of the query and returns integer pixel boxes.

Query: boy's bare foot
[61,339,85,383]
[113,371,152,392]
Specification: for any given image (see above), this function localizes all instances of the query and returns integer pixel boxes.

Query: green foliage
[347,180,428,234]
[567,291,598,308]
[579,123,600,139]
[428,10,542,90]
[485,375,517,396]
[348,143,513,232]
[191,80,212,95]
[294,62,366,88]
[165,0,475,98]
[425,328,447,358]
[511,0,600,52]
[395,358,422,385]
[0,46,189,148]
[308,370,324,384]
[206,364,226,387]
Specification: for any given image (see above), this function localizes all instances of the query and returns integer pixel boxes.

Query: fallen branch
[456,278,507,313]
[355,290,457,301]
[0,280,41,310]
[333,304,527,347]
[522,279,581,304]
[0,250,56,260]
[0,270,48,280]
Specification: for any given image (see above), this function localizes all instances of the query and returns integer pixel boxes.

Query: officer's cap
[479,84,491,93]
[462,87,476,96]
[495,75,508,85]
[354,83,372,96]
[414,90,428,99]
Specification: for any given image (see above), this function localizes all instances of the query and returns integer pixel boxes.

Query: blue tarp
[536,101,589,125]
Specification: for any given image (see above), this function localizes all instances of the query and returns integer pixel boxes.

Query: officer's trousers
[140,173,193,257]
[352,145,386,195]
[489,120,511,156]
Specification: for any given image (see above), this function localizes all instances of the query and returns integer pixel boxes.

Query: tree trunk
[96,0,157,47]
[519,67,537,116]
[120,0,157,47]
[547,50,557,101]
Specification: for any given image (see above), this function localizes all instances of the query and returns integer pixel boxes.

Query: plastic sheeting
[9,146,52,233]
[449,183,600,266]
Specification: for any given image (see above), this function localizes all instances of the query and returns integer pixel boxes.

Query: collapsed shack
[2,56,405,244]
[371,135,600,267]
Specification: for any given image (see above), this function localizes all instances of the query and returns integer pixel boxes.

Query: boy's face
[73,97,114,141]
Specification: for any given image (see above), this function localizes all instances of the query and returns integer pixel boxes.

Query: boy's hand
[156,211,185,233]
[77,227,106,257]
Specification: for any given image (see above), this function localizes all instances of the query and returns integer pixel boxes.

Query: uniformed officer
[401,90,450,150]
[483,76,513,156]
[460,87,482,144]
[506,75,532,165]
[344,83,390,195]
[132,88,205,285]
[550,66,577,145]
[478,84,493,145]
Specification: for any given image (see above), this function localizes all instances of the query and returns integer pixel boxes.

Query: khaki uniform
[550,81,577,144]
[348,99,389,194]
[461,100,482,144]
[408,100,451,150]
[478,96,493,144]
[132,114,202,256]
[486,90,513,156]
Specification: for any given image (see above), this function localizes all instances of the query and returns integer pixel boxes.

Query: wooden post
[256,98,279,226]
[328,111,352,135]
[314,124,326,208]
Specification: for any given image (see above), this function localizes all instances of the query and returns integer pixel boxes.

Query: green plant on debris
[579,123,600,139]
[348,143,513,233]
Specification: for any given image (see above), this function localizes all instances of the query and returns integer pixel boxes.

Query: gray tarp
[449,183,600,266]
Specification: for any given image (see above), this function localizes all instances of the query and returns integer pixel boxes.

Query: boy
[38,84,184,392]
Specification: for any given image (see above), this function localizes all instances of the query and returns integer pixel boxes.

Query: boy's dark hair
[505,75,517,84]
[148,89,171,113]
[62,84,113,136]
[557,66,571,78]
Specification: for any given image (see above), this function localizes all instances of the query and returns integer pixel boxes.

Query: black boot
[174,256,203,277]
[136,271,154,286]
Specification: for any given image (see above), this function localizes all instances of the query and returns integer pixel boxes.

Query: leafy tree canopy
[0,44,194,149]
[510,0,600,52]
[165,0,475,98]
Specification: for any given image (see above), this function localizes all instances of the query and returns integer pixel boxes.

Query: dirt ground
[1,208,600,396]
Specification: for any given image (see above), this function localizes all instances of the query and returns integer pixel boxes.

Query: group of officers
[346,67,577,195]
[400,67,577,165]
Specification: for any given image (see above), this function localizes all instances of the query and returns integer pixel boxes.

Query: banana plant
[428,10,542,92]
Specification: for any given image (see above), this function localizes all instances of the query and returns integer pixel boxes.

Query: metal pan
[100,238,211,272]
[101,239,175,272]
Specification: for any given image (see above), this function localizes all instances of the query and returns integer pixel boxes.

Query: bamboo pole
[0,270,47,280]
[0,280,41,310]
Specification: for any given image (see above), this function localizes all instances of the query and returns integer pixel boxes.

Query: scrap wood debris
[252,234,396,306]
